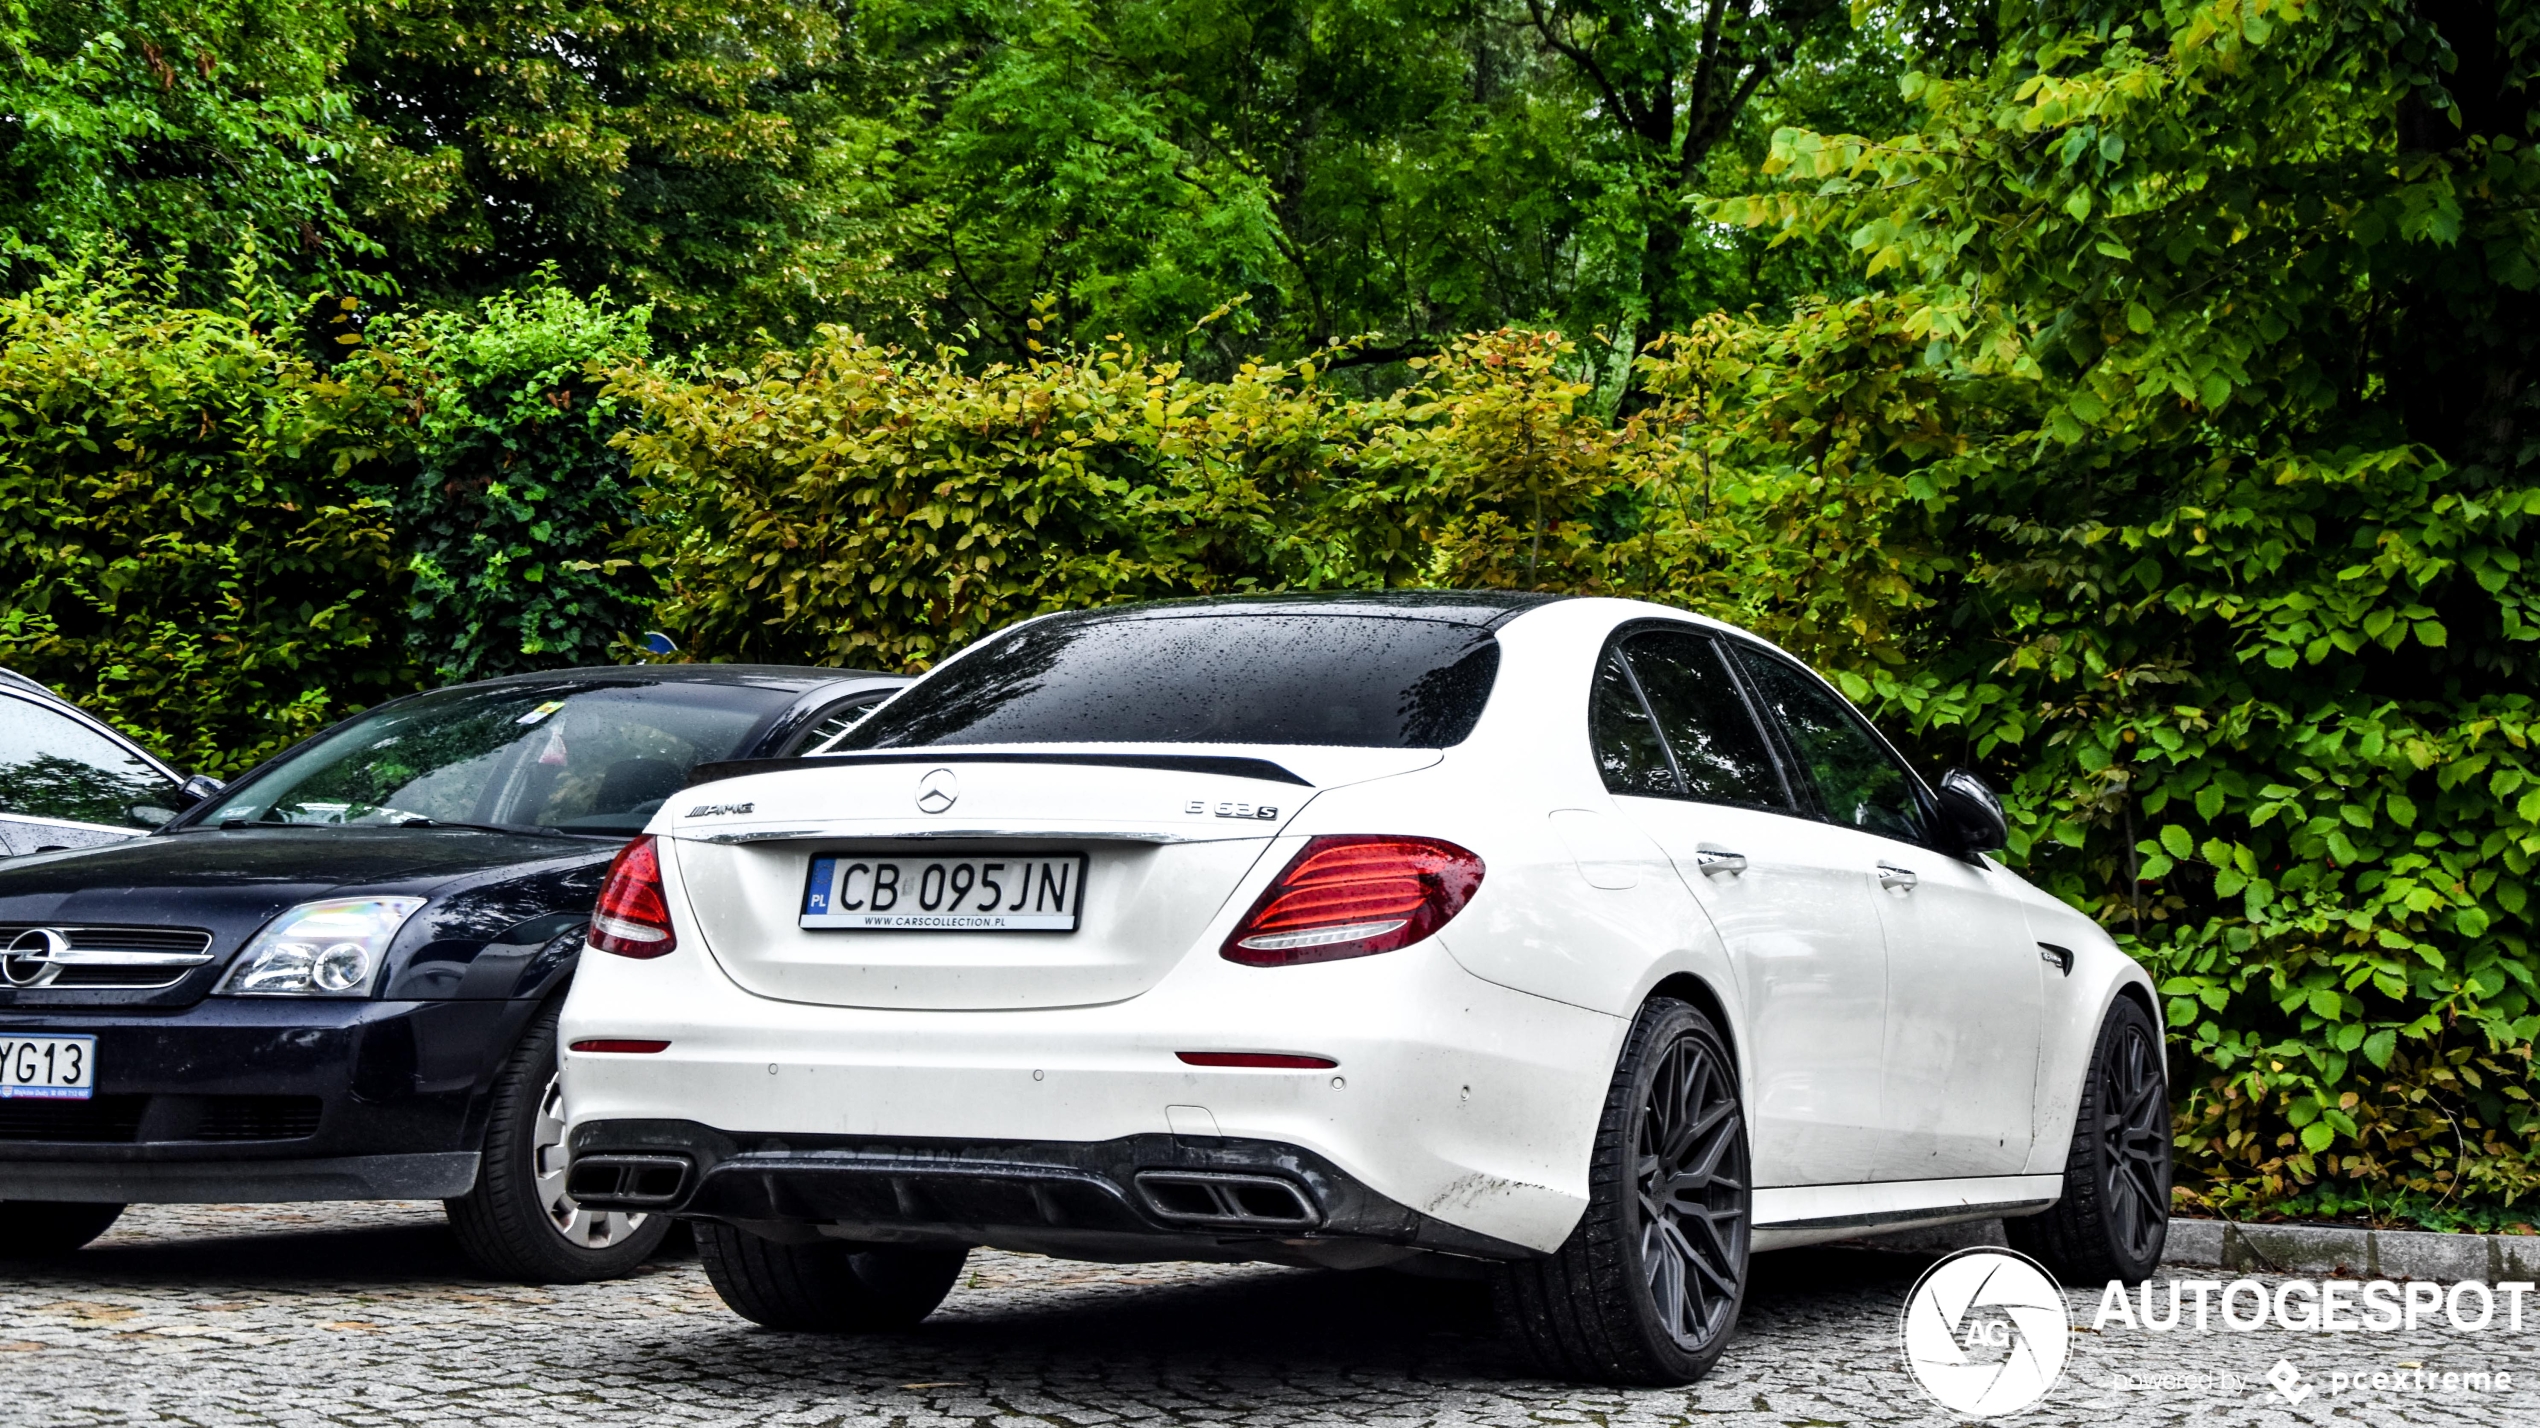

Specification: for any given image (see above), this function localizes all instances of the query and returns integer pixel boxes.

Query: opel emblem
[2,928,69,987]
[914,768,959,815]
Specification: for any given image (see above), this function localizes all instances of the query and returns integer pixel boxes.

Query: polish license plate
[0,1034,96,1100]
[801,854,1088,931]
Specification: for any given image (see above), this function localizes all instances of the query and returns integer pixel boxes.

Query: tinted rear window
[839,614,1502,749]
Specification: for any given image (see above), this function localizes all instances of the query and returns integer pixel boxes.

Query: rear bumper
[568,1120,1532,1266]
[562,926,1627,1255]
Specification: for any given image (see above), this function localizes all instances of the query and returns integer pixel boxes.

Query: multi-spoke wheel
[447,1003,669,1282]
[2008,996,2171,1283]
[531,1072,647,1250]
[1497,997,1750,1384]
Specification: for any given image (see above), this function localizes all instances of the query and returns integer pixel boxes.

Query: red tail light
[1221,835,1484,967]
[590,834,677,958]
[570,1039,671,1054]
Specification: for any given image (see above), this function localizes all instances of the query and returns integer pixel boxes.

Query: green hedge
[0,259,661,771]
[0,259,407,775]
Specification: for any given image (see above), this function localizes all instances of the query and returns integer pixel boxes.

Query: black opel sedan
[0,664,903,1280]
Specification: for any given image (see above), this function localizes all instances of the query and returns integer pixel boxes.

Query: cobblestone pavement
[4,1202,2533,1427]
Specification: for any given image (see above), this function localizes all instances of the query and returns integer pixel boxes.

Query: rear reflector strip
[1176,1051,1339,1069]
[569,1039,671,1054]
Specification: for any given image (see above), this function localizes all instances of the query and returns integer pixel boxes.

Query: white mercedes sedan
[558,593,2168,1383]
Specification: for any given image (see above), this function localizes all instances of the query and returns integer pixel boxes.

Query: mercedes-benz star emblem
[914,768,960,815]
[2,928,70,987]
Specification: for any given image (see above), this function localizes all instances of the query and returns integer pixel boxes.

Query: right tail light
[590,834,677,958]
[1221,835,1484,967]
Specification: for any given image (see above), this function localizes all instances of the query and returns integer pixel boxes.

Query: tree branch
[1525,0,1651,142]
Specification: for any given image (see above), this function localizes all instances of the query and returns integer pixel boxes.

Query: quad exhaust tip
[566,1154,693,1207]
[1133,1170,1320,1228]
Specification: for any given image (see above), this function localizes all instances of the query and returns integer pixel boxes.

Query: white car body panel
[563,594,2161,1259]
[1866,847,2044,1180]
[1614,794,1889,1185]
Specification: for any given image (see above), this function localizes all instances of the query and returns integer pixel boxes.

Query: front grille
[194,1096,322,1142]
[0,926,216,954]
[0,1094,147,1142]
[0,924,217,990]
[47,966,191,989]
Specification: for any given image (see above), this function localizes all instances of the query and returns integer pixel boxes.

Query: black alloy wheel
[1497,998,1751,1384]
[2009,996,2171,1283]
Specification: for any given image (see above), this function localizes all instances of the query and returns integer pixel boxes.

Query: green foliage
[609,322,1677,668]
[0,256,408,775]
[339,0,934,349]
[1701,0,2540,1209]
[354,283,660,683]
[0,0,374,297]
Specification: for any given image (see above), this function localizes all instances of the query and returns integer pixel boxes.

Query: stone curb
[1840,1217,2540,1284]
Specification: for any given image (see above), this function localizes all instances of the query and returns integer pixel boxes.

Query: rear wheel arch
[1648,972,1741,1087]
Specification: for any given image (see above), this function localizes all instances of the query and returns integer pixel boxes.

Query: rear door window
[0,693,177,830]
[1619,631,1790,810]
[839,613,1502,749]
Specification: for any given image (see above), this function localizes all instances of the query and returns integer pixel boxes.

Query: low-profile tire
[1495,997,1750,1385]
[2007,995,2170,1284]
[445,1003,669,1283]
[1,1201,124,1257]
[694,1220,969,1332]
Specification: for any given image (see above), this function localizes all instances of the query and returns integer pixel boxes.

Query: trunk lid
[662,747,1432,1009]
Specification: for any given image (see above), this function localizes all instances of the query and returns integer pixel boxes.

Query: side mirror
[1935,768,2007,856]
[169,774,226,811]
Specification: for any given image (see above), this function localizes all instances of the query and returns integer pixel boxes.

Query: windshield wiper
[398,817,562,836]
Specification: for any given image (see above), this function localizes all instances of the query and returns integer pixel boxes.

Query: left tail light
[1221,835,1485,967]
[590,834,677,958]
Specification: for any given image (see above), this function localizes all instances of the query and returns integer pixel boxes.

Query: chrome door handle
[1877,863,1918,891]
[1694,846,1748,877]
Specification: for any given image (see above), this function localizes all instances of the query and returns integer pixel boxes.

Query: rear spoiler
[685,750,1314,789]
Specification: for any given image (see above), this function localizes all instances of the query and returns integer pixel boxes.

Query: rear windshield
[838,613,1502,749]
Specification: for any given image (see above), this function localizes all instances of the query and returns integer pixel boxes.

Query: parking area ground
[4,1202,2532,1427]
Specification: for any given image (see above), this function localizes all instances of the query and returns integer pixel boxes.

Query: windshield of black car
[836,612,1502,749]
[0,693,176,831]
[196,683,791,834]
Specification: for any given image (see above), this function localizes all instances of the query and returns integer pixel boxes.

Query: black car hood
[0,827,609,906]
[0,828,620,1011]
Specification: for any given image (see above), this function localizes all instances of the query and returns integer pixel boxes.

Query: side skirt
[1751,1174,2062,1251]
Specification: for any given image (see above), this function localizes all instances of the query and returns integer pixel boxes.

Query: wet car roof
[1054,590,1569,629]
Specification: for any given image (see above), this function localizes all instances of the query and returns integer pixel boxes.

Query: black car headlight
[216,897,426,997]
